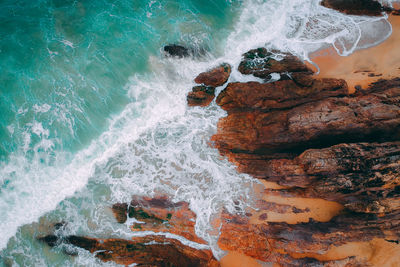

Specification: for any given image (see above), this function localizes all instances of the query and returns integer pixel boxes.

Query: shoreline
[309,14,400,92]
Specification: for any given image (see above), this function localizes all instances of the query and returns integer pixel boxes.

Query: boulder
[194,63,231,87]
[238,48,312,80]
[163,44,190,58]
[187,85,215,107]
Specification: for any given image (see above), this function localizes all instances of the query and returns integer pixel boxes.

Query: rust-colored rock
[238,48,312,80]
[111,196,206,244]
[213,84,400,158]
[39,234,219,267]
[216,79,348,113]
[320,0,385,16]
[260,142,400,214]
[194,63,231,87]
[187,85,215,107]
[211,50,400,265]
[218,210,399,266]
[111,203,128,223]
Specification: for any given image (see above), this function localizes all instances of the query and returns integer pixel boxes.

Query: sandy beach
[309,14,400,92]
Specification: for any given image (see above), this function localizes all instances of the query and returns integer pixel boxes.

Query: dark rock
[238,48,312,80]
[194,63,232,87]
[38,235,59,247]
[320,0,384,16]
[163,44,190,58]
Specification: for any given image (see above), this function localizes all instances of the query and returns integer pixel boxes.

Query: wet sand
[250,180,344,225]
[290,238,400,266]
[220,251,266,267]
[309,14,400,92]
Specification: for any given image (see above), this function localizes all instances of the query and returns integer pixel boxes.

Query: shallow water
[0,0,397,265]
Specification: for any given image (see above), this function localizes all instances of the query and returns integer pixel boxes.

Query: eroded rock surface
[39,197,216,266]
[213,79,400,160]
[218,210,399,266]
[112,196,206,244]
[39,235,219,267]
[216,79,348,113]
[238,48,312,80]
[210,47,400,265]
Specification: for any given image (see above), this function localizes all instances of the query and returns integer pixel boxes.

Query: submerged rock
[194,63,232,87]
[163,44,190,58]
[112,196,206,244]
[163,44,208,58]
[39,197,217,266]
[187,85,216,107]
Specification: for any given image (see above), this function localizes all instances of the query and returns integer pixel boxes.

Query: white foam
[224,0,393,62]
[32,104,51,114]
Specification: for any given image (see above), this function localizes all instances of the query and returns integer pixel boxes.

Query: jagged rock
[194,63,231,87]
[216,78,348,113]
[111,203,128,223]
[213,78,400,211]
[320,0,385,16]
[212,82,400,158]
[218,210,399,266]
[248,142,400,213]
[38,234,219,267]
[211,50,400,264]
[238,48,312,80]
[111,196,206,244]
[187,85,215,107]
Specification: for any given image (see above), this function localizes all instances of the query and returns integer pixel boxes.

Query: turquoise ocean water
[0,0,396,265]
